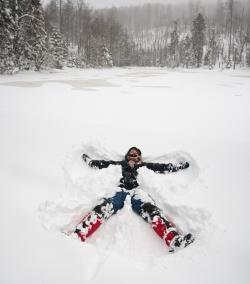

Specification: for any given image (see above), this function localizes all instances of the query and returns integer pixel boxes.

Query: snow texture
[0,67,250,284]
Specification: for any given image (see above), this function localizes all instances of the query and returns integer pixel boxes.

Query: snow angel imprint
[73,147,194,253]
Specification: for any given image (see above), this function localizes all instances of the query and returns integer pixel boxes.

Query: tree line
[0,0,133,74]
[1,0,250,74]
[113,0,250,68]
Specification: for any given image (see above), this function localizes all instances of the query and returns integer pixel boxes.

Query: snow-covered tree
[99,45,113,67]
[61,0,74,45]
[13,0,47,71]
[26,0,46,70]
[67,47,86,68]
[48,27,68,69]
[118,30,131,66]
[43,0,59,33]
[245,29,250,67]
[0,0,15,74]
[86,36,99,67]
[226,0,234,68]
[192,13,206,67]
[180,34,194,68]
[246,47,250,67]
[204,28,218,69]
[169,24,179,67]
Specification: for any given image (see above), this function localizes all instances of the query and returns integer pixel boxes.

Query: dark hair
[125,147,142,161]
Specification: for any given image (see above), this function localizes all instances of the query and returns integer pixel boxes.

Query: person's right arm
[81,154,121,169]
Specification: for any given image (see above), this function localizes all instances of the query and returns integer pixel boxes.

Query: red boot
[74,211,103,241]
[151,216,179,249]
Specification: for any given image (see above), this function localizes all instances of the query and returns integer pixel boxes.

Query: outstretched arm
[143,161,189,173]
[81,154,121,169]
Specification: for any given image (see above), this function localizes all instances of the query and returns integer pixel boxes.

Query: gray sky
[41,0,216,9]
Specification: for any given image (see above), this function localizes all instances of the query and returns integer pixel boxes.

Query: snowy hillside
[0,67,250,284]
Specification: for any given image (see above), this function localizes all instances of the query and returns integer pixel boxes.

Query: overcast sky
[41,0,216,9]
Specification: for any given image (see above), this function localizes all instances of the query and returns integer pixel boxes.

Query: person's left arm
[142,161,189,173]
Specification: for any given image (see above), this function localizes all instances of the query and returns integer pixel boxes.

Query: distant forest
[1,0,250,74]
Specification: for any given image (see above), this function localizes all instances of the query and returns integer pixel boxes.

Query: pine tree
[106,8,123,66]
[99,45,113,67]
[192,13,206,67]
[15,0,47,71]
[180,34,194,68]
[43,0,59,34]
[118,30,131,66]
[32,0,47,70]
[86,35,99,67]
[246,47,250,67]
[245,29,250,67]
[204,28,218,69]
[48,27,68,69]
[169,23,179,67]
[61,0,74,45]
[0,0,16,74]
[226,0,234,68]
[16,0,31,70]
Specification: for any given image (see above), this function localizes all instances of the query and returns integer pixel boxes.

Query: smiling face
[127,148,142,164]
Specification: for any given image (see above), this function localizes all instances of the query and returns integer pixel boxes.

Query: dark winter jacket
[82,154,189,190]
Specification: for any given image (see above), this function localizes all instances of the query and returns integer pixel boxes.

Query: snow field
[0,67,250,284]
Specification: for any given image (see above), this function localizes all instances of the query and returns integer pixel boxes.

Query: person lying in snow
[74,146,194,252]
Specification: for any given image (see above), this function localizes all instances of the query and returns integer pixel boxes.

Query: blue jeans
[75,188,179,245]
[92,188,174,228]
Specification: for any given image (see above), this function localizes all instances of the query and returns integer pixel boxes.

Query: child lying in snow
[74,147,194,252]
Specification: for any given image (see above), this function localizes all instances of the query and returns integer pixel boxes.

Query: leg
[131,189,194,252]
[75,190,128,241]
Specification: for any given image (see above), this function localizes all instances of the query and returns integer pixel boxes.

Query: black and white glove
[179,162,189,169]
[81,154,91,164]
[89,160,110,168]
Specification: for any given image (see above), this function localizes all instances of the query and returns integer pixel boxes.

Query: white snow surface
[0,67,250,284]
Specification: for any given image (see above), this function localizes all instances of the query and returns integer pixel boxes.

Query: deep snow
[0,67,250,284]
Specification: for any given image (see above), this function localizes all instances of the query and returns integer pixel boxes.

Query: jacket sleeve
[89,160,122,169]
[81,154,121,169]
[143,162,189,173]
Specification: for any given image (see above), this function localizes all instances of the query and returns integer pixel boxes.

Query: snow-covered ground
[0,67,250,284]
